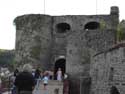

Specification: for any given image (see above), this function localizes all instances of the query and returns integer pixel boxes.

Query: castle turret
[110,6,119,15]
[110,6,119,43]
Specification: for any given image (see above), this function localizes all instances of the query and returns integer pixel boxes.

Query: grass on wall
[117,20,125,42]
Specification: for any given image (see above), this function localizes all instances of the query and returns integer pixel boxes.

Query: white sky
[0,0,124,50]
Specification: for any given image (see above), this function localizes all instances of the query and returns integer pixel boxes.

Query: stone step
[33,80,63,94]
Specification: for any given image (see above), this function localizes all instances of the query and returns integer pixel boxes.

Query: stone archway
[110,86,120,94]
[54,57,66,80]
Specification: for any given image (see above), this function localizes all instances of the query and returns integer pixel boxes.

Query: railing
[0,76,13,94]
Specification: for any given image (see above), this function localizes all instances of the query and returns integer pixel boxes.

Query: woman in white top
[57,68,62,81]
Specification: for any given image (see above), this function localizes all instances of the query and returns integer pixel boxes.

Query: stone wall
[53,11,118,76]
[33,80,63,94]
[90,43,125,94]
[14,14,52,70]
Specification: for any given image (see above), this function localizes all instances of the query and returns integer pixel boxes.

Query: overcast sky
[0,0,124,49]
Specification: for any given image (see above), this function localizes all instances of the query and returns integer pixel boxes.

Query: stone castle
[14,6,125,94]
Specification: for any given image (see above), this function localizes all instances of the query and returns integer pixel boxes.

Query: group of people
[32,68,63,90]
[11,64,65,94]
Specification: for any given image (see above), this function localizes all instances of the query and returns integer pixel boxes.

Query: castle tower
[14,6,119,94]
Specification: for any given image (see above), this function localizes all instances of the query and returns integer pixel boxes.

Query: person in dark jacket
[12,69,19,94]
[14,69,19,77]
[14,64,36,94]
[34,68,41,89]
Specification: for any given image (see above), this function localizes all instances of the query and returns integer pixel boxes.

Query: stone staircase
[33,80,63,94]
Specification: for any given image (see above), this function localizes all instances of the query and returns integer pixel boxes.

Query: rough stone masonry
[14,6,125,94]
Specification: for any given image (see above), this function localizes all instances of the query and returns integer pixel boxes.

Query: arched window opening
[54,58,66,80]
[84,22,100,30]
[56,23,70,33]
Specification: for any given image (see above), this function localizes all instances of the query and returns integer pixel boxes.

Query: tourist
[34,68,41,79]
[12,68,19,94]
[57,68,62,81]
[31,70,35,77]
[42,71,49,90]
[11,74,17,94]
[49,70,54,80]
[14,64,36,94]
[34,68,41,89]
[14,69,19,77]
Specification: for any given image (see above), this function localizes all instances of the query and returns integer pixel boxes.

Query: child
[42,72,49,90]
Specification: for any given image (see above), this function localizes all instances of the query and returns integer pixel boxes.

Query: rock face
[14,6,121,94]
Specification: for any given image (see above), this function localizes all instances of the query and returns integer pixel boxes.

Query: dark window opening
[109,67,114,81]
[56,23,70,33]
[121,83,125,85]
[84,22,100,30]
[54,58,66,79]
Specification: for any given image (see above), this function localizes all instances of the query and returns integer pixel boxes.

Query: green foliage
[100,20,106,30]
[117,22,125,42]
[0,49,5,52]
[0,50,15,70]
[0,49,6,55]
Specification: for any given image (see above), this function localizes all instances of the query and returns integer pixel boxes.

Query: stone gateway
[14,6,125,94]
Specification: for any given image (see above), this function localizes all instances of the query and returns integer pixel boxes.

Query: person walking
[14,69,19,77]
[34,68,41,90]
[42,72,49,90]
[14,64,36,94]
[12,69,19,94]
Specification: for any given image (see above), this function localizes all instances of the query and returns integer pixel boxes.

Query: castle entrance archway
[54,57,66,80]
[110,86,120,94]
